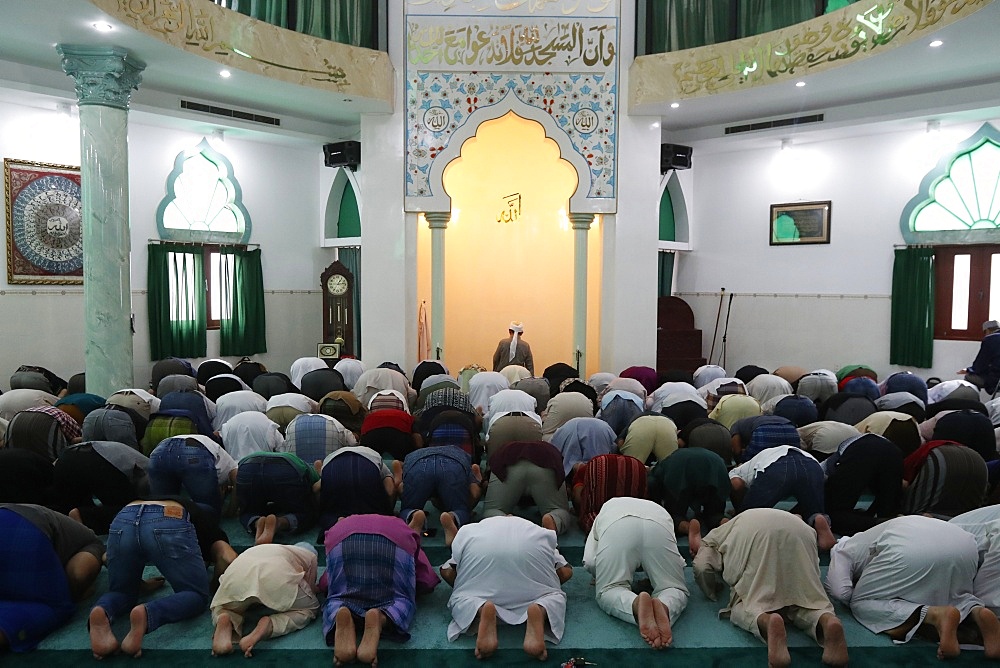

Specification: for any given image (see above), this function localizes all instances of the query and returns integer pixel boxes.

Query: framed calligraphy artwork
[4,158,84,284]
[770,201,831,246]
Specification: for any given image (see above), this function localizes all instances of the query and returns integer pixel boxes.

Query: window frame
[934,244,1000,341]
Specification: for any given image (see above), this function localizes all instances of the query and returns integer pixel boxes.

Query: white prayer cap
[509,321,524,333]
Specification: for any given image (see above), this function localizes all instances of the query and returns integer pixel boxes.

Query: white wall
[674,119,997,381]
[0,95,331,391]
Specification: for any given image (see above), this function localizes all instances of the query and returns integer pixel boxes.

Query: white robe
[950,504,1000,616]
[826,515,983,641]
[446,515,567,643]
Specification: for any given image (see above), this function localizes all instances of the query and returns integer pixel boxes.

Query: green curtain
[228,0,374,47]
[339,247,362,358]
[739,0,817,38]
[219,247,268,356]
[658,252,675,297]
[647,0,733,53]
[825,0,859,12]
[890,247,935,368]
[148,244,207,360]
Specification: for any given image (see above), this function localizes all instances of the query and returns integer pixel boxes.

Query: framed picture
[4,158,83,284]
[769,200,831,246]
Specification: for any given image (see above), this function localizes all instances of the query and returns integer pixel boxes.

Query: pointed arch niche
[321,167,362,246]
[416,111,602,374]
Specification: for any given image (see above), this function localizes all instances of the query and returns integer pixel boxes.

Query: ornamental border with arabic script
[405,13,619,208]
[630,0,992,106]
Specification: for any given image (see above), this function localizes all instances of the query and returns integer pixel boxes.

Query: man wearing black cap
[959,319,1000,394]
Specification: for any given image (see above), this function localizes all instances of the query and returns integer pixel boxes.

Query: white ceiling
[0,1,998,151]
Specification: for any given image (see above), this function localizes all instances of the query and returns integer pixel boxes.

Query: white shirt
[179,434,239,484]
[321,445,391,478]
[729,445,816,485]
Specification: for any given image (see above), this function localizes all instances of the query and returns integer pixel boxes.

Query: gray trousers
[483,460,573,534]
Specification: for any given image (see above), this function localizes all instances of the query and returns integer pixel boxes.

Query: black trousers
[825,438,903,535]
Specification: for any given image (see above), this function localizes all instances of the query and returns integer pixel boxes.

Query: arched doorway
[416,111,602,374]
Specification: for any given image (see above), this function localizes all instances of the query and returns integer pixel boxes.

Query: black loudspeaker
[324,140,361,170]
[660,143,692,173]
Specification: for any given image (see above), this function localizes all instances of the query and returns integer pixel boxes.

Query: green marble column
[425,211,450,361]
[570,212,594,375]
[58,45,145,397]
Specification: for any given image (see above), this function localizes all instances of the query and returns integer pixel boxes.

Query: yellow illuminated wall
[417,111,602,376]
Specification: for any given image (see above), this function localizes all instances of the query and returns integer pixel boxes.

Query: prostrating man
[322,514,438,667]
[235,450,319,545]
[483,440,573,534]
[441,515,572,661]
[648,446,730,535]
[211,542,320,657]
[582,497,688,649]
[690,509,849,667]
[826,515,1000,660]
[0,504,103,652]
[951,504,1000,616]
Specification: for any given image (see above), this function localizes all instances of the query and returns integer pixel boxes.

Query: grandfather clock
[320,261,355,356]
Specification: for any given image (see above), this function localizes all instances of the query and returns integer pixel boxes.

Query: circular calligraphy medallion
[11,174,83,274]
[423,107,450,133]
[573,108,599,135]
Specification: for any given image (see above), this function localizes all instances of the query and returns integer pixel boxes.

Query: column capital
[569,212,594,231]
[425,211,451,229]
[57,45,146,110]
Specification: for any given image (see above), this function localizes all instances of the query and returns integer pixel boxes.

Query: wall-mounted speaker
[660,143,692,173]
[324,140,361,171]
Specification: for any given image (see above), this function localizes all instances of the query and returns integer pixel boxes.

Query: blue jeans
[740,450,830,527]
[236,455,315,534]
[93,504,210,633]
[148,438,222,518]
[399,447,471,527]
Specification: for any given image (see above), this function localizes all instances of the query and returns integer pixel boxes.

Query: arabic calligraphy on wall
[630,0,990,104]
[498,193,522,223]
[407,0,616,16]
[405,12,618,203]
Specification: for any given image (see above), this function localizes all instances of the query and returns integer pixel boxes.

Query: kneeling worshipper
[284,413,357,464]
[730,414,801,464]
[950,505,1000,617]
[0,448,54,505]
[728,445,837,550]
[359,407,416,460]
[316,445,398,534]
[148,434,239,519]
[0,503,104,653]
[648,446,730,535]
[690,509,849,667]
[540,390,595,441]
[5,404,82,462]
[618,413,678,465]
[441,515,572,661]
[52,440,151,534]
[235,451,319,545]
[484,440,573,534]
[397,440,483,537]
[820,433,903,535]
[825,515,1000,660]
[573,453,648,533]
[212,389,267,431]
[220,411,285,460]
[582,497,688,650]
[89,499,237,658]
[0,387,58,421]
[677,417,733,465]
[549,416,618,480]
[321,514,439,666]
[211,542,320,657]
[902,441,988,517]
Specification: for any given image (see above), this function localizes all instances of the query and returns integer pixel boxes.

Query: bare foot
[541,513,558,533]
[441,511,459,548]
[926,605,961,660]
[972,606,1000,660]
[256,514,277,545]
[392,460,403,491]
[89,606,119,659]
[475,601,498,660]
[240,616,273,658]
[676,519,689,536]
[69,507,83,523]
[651,597,673,648]
[334,607,357,666]
[121,604,148,658]
[688,519,702,557]
[813,514,837,551]
[818,613,849,666]
[523,603,548,661]
[758,613,790,668]
[408,509,426,533]
[254,516,266,544]
[633,592,661,649]
[212,612,235,656]
[357,609,386,666]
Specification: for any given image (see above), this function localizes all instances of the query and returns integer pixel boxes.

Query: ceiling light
[219,69,232,79]
[670,102,680,109]
[795,81,806,88]
[929,40,943,47]
[91,22,113,32]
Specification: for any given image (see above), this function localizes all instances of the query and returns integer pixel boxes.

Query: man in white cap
[959,319,1000,394]
[493,321,534,375]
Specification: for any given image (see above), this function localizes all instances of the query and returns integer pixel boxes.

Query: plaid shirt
[285,413,357,463]
[25,405,81,441]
